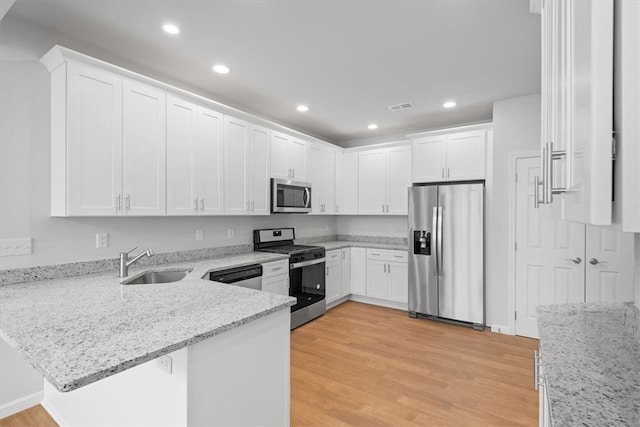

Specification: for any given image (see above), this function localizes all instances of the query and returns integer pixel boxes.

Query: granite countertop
[537,302,640,426]
[0,252,294,393]
[313,240,408,251]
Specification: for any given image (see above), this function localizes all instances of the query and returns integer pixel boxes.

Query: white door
[446,130,486,181]
[411,136,446,183]
[515,156,585,338]
[166,95,198,216]
[224,115,250,215]
[270,131,290,179]
[388,261,408,303]
[122,79,166,216]
[386,145,411,215]
[249,124,271,215]
[66,61,122,216]
[326,259,342,305]
[197,107,224,215]
[358,150,387,214]
[585,225,635,303]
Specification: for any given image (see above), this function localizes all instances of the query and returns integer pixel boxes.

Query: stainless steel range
[254,228,326,329]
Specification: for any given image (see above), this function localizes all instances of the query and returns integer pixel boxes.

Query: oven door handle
[290,258,325,269]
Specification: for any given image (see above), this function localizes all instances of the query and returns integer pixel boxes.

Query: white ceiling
[6,0,540,147]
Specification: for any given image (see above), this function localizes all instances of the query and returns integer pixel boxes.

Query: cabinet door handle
[272,266,283,271]
[383,264,387,273]
[326,267,329,276]
[292,168,295,178]
[251,200,255,211]
[125,195,131,212]
[382,204,385,213]
[116,195,121,213]
[447,168,450,178]
[386,204,389,213]
[246,201,250,211]
[194,198,199,211]
[388,264,391,274]
[200,199,205,211]
[442,168,445,178]
[336,205,339,213]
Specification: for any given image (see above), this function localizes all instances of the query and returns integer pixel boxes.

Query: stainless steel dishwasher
[209,264,263,290]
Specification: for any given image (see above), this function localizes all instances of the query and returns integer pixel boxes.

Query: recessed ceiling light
[368,124,378,130]
[443,101,457,109]
[296,105,309,112]
[212,64,231,74]
[162,23,180,35]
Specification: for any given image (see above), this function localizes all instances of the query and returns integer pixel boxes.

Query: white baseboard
[490,324,514,335]
[326,295,350,310]
[0,391,43,419]
[349,294,408,311]
[41,398,67,427]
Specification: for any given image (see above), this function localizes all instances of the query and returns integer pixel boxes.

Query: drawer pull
[272,267,283,271]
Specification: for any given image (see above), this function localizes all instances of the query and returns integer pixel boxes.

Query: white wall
[487,94,541,329]
[0,339,43,418]
[337,216,407,238]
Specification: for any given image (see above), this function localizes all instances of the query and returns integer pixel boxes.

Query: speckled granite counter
[537,303,640,426]
[0,252,294,392]
[312,240,408,252]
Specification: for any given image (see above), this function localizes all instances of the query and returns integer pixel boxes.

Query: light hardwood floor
[1,301,539,426]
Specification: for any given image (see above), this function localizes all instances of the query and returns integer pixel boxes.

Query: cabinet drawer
[326,250,341,262]
[261,259,289,278]
[366,249,407,263]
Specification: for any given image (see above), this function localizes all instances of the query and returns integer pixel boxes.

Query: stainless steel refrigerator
[408,183,485,329]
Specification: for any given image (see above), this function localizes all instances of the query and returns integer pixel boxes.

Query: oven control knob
[316,284,320,289]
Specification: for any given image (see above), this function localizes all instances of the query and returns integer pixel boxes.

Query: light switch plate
[0,238,32,256]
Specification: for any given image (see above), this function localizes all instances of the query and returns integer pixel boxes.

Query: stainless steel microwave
[271,179,312,213]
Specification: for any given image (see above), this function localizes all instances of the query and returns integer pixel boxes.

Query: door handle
[303,188,310,208]
[566,257,582,264]
[432,207,439,276]
[589,258,607,265]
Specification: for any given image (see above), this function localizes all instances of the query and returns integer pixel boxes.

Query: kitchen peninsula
[0,252,294,426]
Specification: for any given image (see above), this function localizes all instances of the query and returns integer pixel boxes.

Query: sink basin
[123,269,192,285]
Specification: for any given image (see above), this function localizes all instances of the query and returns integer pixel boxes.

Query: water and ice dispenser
[413,230,431,255]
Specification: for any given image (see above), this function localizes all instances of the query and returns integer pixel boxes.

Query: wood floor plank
[1,301,539,426]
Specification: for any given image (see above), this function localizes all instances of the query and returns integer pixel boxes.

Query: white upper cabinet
[308,144,337,214]
[45,56,168,217]
[358,144,411,215]
[411,129,486,183]
[61,61,123,216]
[270,131,307,181]
[166,95,223,216]
[224,115,270,215]
[335,151,358,215]
[248,124,271,215]
[535,0,614,225]
[122,79,166,216]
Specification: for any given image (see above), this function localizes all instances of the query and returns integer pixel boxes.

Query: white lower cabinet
[365,249,408,303]
[325,250,342,304]
[535,350,553,427]
[350,248,367,296]
[340,248,351,297]
[261,260,289,296]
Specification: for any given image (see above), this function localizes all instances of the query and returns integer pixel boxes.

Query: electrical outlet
[227,228,234,238]
[96,233,108,248]
[195,229,204,241]
[157,355,172,374]
[0,238,32,256]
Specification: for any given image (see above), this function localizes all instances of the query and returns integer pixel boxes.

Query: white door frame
[507,150,541,336]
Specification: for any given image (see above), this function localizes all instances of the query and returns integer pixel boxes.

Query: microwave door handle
[303,187,310,208]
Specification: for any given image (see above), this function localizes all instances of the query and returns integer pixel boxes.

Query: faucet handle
[120,246,138,257]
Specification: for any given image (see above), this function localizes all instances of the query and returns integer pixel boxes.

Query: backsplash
[336,234,408,245]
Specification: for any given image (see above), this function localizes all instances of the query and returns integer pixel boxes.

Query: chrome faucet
[119,247,154,278]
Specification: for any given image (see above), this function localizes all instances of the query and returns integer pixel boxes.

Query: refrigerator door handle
[433,207,439,276]
[437,206,443,275]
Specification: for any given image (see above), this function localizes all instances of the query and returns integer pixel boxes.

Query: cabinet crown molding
[406,122,493,140]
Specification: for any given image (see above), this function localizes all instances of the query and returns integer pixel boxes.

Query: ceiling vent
[387,102,415,112]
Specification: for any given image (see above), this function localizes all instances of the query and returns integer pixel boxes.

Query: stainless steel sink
[123,269,192,285]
